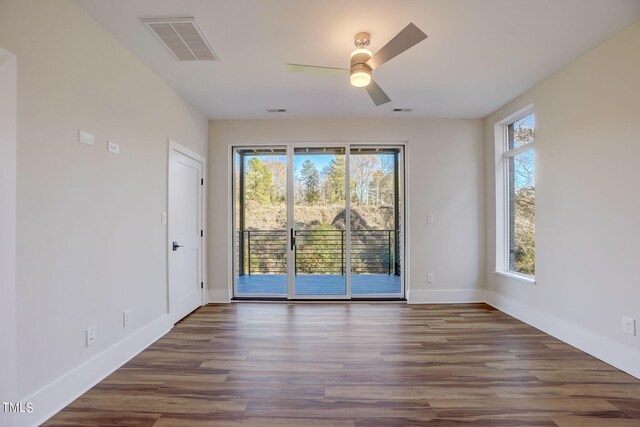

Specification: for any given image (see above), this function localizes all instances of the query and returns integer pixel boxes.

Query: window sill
[495,270,536,285]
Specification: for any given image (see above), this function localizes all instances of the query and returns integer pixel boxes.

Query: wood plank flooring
[44,303,640,426]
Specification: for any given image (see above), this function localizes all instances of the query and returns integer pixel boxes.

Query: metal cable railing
[237,229,399,275]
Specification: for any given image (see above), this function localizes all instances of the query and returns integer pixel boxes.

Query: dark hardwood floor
[45,303,640,426]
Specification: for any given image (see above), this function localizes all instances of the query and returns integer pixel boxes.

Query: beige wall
[207,119,485,302]
[484,21,640,375]
[0,0,207,423]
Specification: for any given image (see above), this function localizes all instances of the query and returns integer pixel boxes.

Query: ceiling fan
[286,23,428,106]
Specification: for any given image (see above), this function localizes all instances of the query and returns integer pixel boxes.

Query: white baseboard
[22,315,172,427]
[408,288,486,304]
[484,290,640,380]
[208,289,230,303]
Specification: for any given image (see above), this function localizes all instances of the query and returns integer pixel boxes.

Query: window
[496,110,535,279]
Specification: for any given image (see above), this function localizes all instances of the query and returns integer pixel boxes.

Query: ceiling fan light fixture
[350,48,372,59]
[350,69,372,87]
[350,48,373,87]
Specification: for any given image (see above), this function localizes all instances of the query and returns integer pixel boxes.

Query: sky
[512,113,535,188]
[294,154,334,176]
[240,154,334,178]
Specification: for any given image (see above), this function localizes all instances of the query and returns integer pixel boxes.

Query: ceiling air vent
[392,108,413,112]
[142,18,219,61]
[267,108,287,113]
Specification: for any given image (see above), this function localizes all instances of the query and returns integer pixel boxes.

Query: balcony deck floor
[236,274,402,296]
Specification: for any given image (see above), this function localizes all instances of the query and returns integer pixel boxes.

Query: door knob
[172,241,183,251]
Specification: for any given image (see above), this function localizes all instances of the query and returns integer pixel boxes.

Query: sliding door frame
[230,141,408,300]
[348,144,406,300]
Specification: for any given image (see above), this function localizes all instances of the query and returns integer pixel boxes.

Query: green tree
[245,157,273,204]
[300,159,320,204]
[326,156,346,202]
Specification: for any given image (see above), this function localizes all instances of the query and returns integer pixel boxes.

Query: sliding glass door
[291,147,348,298]
[233,144,404,299]
[233,147,288,297]
[349,147,403,296]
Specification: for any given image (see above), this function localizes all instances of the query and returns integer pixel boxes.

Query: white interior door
[169,142,204,323]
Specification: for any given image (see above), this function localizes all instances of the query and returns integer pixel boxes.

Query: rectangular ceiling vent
[392,108,413,112]
[142,18,219,62]
[267,108,287,113]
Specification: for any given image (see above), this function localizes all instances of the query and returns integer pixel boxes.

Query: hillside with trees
[240,154,398,231]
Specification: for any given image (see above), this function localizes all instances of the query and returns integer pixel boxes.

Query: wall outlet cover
[107,141,120,154]
[86,326,96,347]
[622,317,636,336]
[123,309,132,327]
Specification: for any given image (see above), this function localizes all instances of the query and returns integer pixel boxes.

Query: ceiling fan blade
[366,23,427,70]
[366,80,391,106]
[286,63,349,74]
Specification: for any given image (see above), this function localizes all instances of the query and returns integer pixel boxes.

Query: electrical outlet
[622,317,636,336]
[86,326,96,347]
[427,273,434,283]
[123,310,132,327]
[427,213,435,223]
[107,141,120,154]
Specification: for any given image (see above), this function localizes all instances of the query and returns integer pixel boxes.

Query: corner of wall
[0,46,17,427]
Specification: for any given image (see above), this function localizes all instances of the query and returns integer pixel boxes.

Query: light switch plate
[78,130,95,146]
[161,212,167,225]
[107,141,120,154]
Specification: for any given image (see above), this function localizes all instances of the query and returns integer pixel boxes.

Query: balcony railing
[237,229,400,275]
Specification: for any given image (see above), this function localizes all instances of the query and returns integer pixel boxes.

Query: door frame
[168,139,206,321]
[229,141,408,300]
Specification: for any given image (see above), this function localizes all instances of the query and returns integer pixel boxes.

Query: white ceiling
[76,0,640,119]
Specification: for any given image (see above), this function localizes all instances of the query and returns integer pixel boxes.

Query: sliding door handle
[172,241,183,251]
[290,228,295,250]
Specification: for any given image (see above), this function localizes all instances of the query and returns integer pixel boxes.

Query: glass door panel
[349,147,404,296]
[292,147,347,297]
[233,147,288,297]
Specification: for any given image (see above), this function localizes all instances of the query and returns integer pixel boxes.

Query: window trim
[494,105,535,281]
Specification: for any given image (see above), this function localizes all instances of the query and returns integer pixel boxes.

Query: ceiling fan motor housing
[350,48,373,87]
